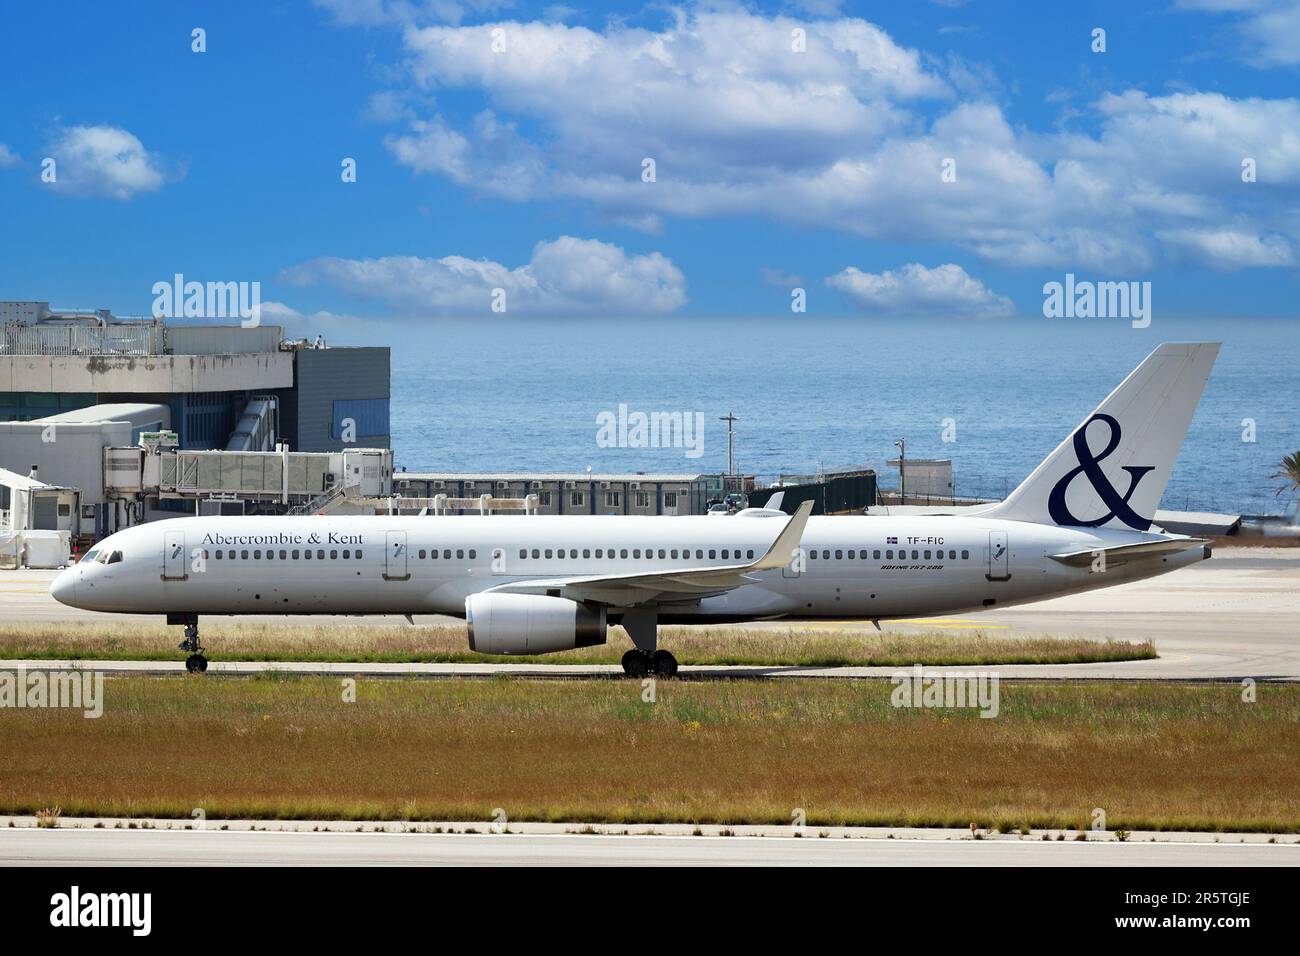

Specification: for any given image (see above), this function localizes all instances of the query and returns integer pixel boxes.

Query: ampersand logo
[1047,413,1155,531]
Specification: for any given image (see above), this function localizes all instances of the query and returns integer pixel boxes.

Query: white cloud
[280,236,687,316]
[366,10,1300,272]
[313,0,510,28]
[0,144,20,168]
[42,125,171,199]
[1158,228,1295,268]
[826,263,1014,317]
[1177,0,1300,67]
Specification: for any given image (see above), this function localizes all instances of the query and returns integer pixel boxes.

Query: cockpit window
[81,550,100,563]
[106,551,123,564]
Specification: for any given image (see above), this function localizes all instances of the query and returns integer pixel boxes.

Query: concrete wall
[0,352,293,393]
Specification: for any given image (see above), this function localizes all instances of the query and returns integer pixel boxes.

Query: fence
[0,321,164,356]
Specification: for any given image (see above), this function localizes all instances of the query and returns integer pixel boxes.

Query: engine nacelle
[466,593,607,655]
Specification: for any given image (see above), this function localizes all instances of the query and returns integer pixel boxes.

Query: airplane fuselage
[53,512,1208,622]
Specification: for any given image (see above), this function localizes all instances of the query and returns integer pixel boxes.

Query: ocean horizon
[386,316,1300,517]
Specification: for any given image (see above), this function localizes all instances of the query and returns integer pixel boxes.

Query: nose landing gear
[168,613,208,674]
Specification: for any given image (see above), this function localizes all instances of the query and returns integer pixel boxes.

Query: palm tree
[1269,452,1300,517]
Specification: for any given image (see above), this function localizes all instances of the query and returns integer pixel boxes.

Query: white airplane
[52,342,1220,676]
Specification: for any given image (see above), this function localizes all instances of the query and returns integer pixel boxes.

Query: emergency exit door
[384,531,410,580]
[162,530,188,580]
[986,531,1010,581]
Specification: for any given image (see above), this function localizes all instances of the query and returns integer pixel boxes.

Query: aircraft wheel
[621,649,650,678]
[652,650,678,678]
[185,654,208,674]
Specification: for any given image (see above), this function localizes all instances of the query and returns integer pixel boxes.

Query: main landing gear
[621,648,678,678]
[169,612,208,673]
[618,606,677,677]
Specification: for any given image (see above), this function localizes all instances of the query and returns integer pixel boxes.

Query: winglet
[751,500,813,570]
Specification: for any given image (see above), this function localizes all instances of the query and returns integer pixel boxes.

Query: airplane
[51,342,1220,676]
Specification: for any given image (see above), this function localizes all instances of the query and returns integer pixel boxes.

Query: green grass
[2,676,1295,832]
[0,620,1157,667]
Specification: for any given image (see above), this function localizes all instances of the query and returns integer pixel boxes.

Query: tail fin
[986,342,1219,531]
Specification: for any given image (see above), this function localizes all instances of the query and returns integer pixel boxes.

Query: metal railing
[0,321,164,356]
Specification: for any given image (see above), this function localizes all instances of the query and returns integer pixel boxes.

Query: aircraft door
[384,531,410,581]
[163,530,187,580]
[986,531,1010,581]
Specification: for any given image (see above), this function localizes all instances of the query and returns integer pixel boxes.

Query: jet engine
[465,593,607,655]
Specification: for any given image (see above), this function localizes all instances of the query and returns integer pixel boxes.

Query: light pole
[895,437,905,505]
[720,411,740,487]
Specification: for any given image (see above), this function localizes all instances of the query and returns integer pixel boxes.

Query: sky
[1,0,1298,340]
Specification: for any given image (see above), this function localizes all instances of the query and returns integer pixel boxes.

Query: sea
[386,316,1300,517]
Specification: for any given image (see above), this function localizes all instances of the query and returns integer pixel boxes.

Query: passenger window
[330,550,338,559]
[343,550,350,559]
[469,550,477,559]
[280,550,287,559]
[949,550,956,559]
[420,550,427,559]
[292,550,299,559]
[708,549,716,559]
[519,549,527,560]
[545,549,553,559]
[809,550,817,560]
[532,549,540,558]
[356,550,363,559]
[583,549,591,558]
[721,549,729,559]
[241,550,249,560]
[886,550,893,559]
[227,550,235,559]
[822,550,830,559]
[253,550,261,559]
[924,550,931,559]
[873,550,881,559]
[456,549,464,559]
[835,550,843,559]
[633,549,641,558]
[595,549,603,558]
[912,550,919,559]
[443,549,451,559]
[317,550,325,559]
[658,549,666,559]
[961,550,969,559]
[304,550,312,560]
[847,550,854,559]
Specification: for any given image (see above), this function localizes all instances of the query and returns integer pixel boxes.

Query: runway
[3,546,1299,681]
[3,827,1294,866]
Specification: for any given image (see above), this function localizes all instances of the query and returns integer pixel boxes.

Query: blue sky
[1,0,1298,338]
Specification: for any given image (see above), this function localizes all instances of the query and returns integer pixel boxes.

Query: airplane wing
[1048,537,1207,567]
[487,500,813,606]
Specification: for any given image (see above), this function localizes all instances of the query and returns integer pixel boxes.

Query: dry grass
[0,620,1155,667]
[1,676,1296,832]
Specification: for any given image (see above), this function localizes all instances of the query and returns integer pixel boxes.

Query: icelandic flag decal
[886,536,897,544]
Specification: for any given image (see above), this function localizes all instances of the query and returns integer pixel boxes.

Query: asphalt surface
[3,828,1294,866]
[3,547,1298,680]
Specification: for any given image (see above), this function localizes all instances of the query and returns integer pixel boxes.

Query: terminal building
[393,472,712,516]
[0,301,393,554]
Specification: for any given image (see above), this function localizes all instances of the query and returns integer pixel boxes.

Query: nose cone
[50,567,78,607]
